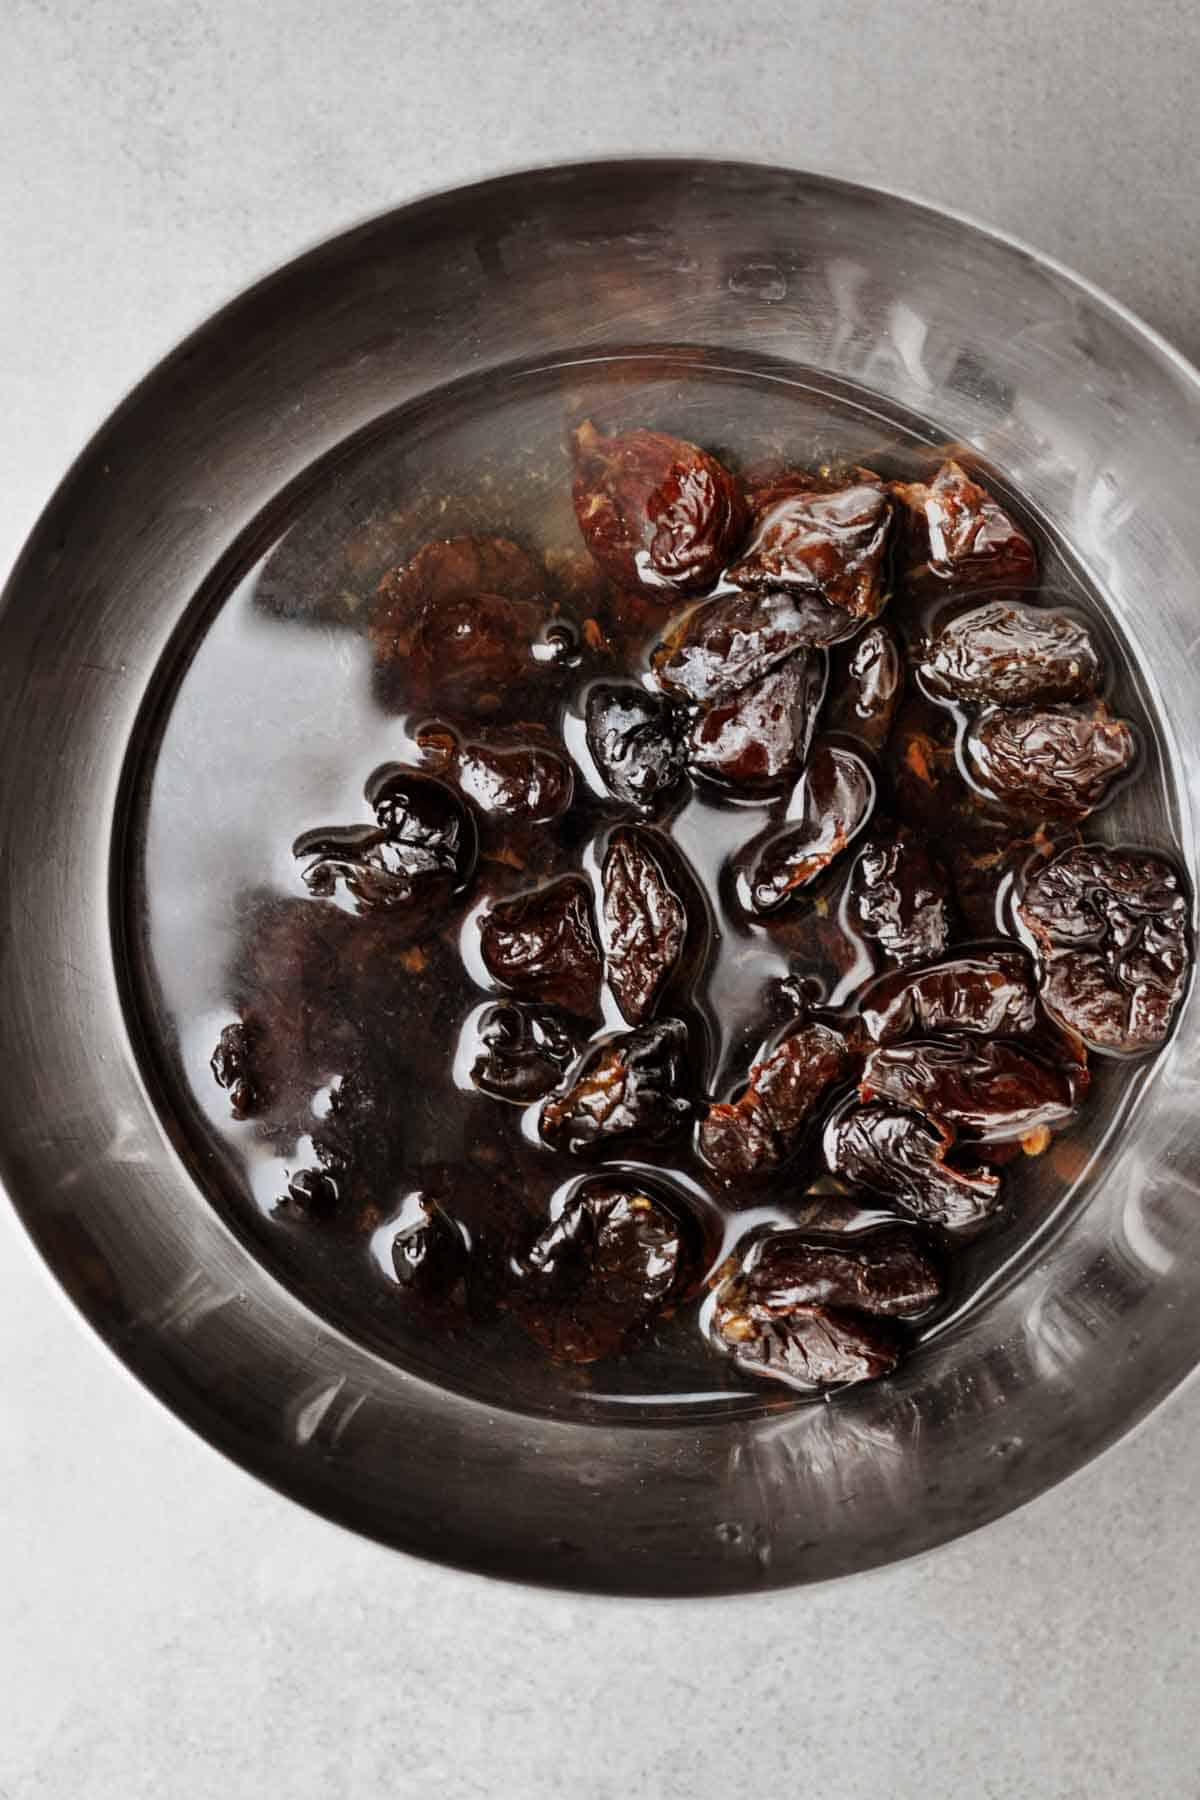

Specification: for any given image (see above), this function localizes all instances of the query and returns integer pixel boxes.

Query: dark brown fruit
[698,1022,848,1182]
[653,586,861,706]
[891,460,1037,597]
[950,826,1079,939]
[827,621,902,750]
[727,466,893,619]
[824,1101,1004,1232]
[859,950,1039,1043]
[371,534,545,664]
[851,828,952,967]
[479,875,603,1017]
[688,652,827,790]
[601,828,687,1025]
[283,1067,403,1226]
[860,1038,1083,1142]
[294,770,477,925]
[540,1020,692,1156]
[1018,843,1191,1053]
[413,592,546,711]
[511,1180,688,1363]
[964,705,1136,819]
[416,721,573,823]
[571,420,746,595]
[920,599,1102,706]
[211,1021,257,1119]
[741,743,875,915]
[585,682,686,809]
[392,1204,468,1300]
[467,1002,581,1103]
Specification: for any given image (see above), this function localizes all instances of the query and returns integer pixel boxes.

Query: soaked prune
[585,682,686,808]
[392,1202,468,1300]
[468,1002,581,1103]
[860,1038,1083,1142]
[920,599,1102,706]
[211,1021,257,1118]
[950,826,1078,939]
[964,704,1136,819]
[727,466,892,618]
[891,460,1036,596]
[827,621,902,750]
[824,1101,1003,1232]
[688,652,826,789]
[859,950,1039,1043]
[601,828,687,1025]
[653,586,860,706]
[698,1022,848,1181]
[540,1020,691,1155]
[294,770,477,925]
[741,744,875,916]
[372,533,544,652]
[511,1179,687,1363]
[851,827,952,966]
[283,1067,402,1226]
[712,1226,941,1392]
[571,420,746,595]
[479,876,603,1017]
[417,721,573,823]
[1018,843,1191,1053]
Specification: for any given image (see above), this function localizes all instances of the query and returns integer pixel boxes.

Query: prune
[510,1179,687,1363]
[698,1022,848,1181]
[860,1038,1083,1142]
[964,705,1136,819]
[824,1102,1004,1232]
[653,586,860,706]
[211,1021,257,1118]
[585,682,686,809]
[416,721,573,823]
[851,828,952,966]
[741,744,875,916]
[479,875,603,1017]
[283,1067,402,1225]
[540,1020,691,1156]
[712,1226,941,1393]
[468,1002,581,1103]
[920,599,1102,706]
[414,593,548,712]
[688,652,827,789]
[571,420,746,595]
[950,825,1078,939]
[392,1203,468,1301]
[891,460,1036,596]
[827,621,902,750]
[1018,843,1191,1053]
[601,828,687,1025]
[859,950,1039,1043]
[727,467,893,619]
[294,770,477,924]
[371,534,544,663]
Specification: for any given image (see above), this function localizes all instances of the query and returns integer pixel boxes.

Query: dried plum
[851,828,952,966]
[920,599,1101,706]
[688,652,826,789]
[392,1203,468,1300]
[540,1020,691,1155]
[727,466,893,618]
[1018,843,1191,1053]
[601,828,687,1025]
[571,420,746,595]
[891,460,1036,596]
[211,1021,257,1119]
[824,1101,1003,1232]
[653,586,860,706]
[468,1002,581,1103]
[585,682,686,808]
[417,721,573,823]
[283,1067,402,1226]
[827,621,902,750]
[741,744,875,916]
[371,534,545,671]
[859,950,1039,1043]
[699,1022,848,1181]
[294,770,477,925]
[964,704,1136,819]
[511,1179,687,1363]
[479,875,603,1017]
[860,1038,1083,1142]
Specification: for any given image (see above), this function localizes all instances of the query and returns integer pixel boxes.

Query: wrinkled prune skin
[727,467,893,619]
[416,720,573,823]
[653,586,861,706]
[211,1021,257,1118]
[860,1038,1083,1142]
[851,828,952,966]
[294,770,477,925]
[859,950,1039,1043]
[921,600,1102,706]
[1018,843,1191,1052]
[479,875,603,1017]
[601,828,687,1024]
[824,1101,1003,1232]
[468,1002,581,1102]
[585,682,686,808]
[712,1226,941,1392]
[283,1067,403,1226]
[414,593,547,711]
[540,1020,691,1156]
[891,460,1037,597]
[964,704,1136,820]
[827,621,902,750]
[699,1022,848,1181]
[511,1180,687,1363]
[742,744,875,915]
[371,534,546,682]
[950,826,1078,939]
[392,1203,469,1300]
[571,420,746,595]
[688,652,826,789]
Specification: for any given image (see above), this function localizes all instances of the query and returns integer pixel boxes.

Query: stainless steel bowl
[3,159,1198,1595]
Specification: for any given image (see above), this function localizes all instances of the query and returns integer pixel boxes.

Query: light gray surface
[2,1,1199,1793]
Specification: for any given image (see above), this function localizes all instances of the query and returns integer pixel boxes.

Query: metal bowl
[3,159,1198,1596]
